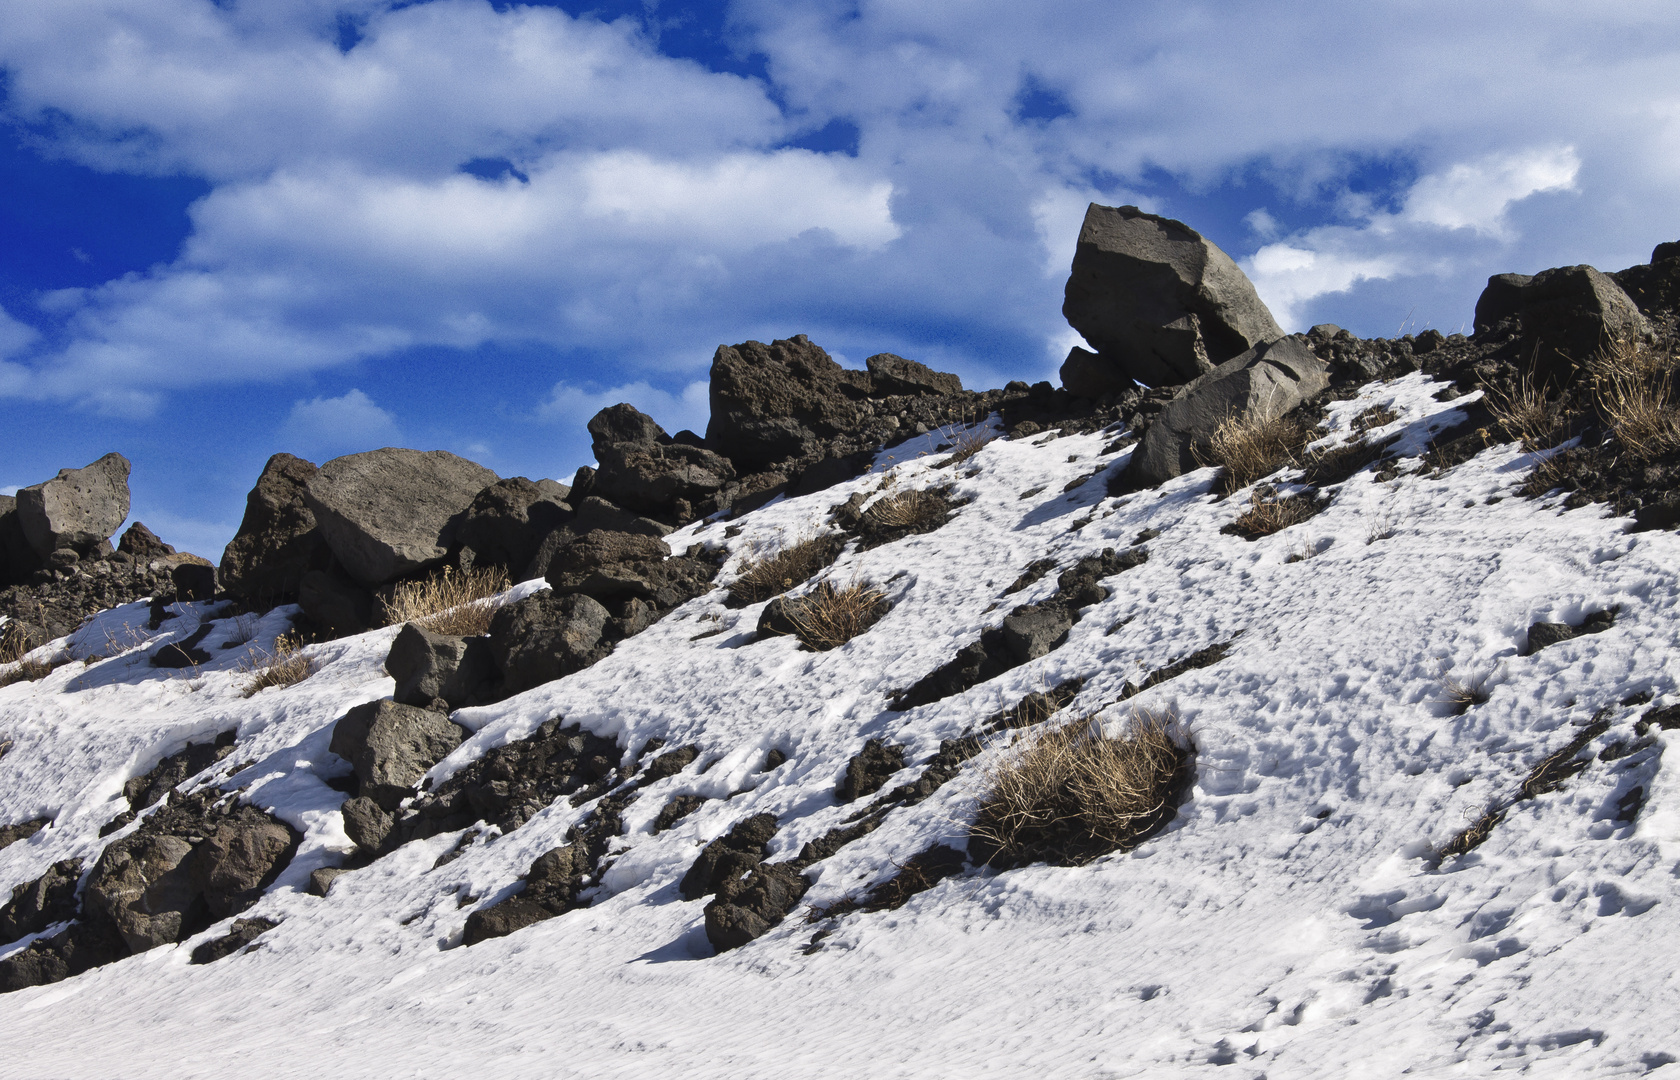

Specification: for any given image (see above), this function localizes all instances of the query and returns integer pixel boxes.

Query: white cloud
[281,388,399,458]
[0,306,37,359]
[1402,147,1580,238]
[539,380,712,450]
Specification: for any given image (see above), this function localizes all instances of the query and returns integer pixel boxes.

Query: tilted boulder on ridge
[1061,204,1284,393]
[15,452,131,561]
[1125,336,1330,489]
[1474,265,1648,384]
[0,495,44,587]
[219,453,331,603]
[303,448,499,587]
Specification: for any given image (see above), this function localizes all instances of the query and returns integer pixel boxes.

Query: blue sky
[3,1,1679,559]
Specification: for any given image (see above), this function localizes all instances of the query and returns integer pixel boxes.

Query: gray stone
[219,453,329,602]
[340,796,394,852]
[0,858,82,941]
[1474,265,1647,383]
[191,814,298,918]
[1126,336,1330,488]
[455,477,572,579]
[83,833,200,953]
[15,453,131,559]
[385,624,496,709]
[303,448,499,586]
[1062,204,1284,389]
[865,353,962,397]
[703,862,810,952]
[1001,604,1076,664]
[486,591,610,695]
[328,700,466,810]
[308,867,349,897]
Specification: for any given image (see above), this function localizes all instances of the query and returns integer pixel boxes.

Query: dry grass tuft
[240,633,313,698]
[727,534,843,607]
[862,489,948,531]
[1439,669,1494,715]
[1352,404,1399,432]
[773,579,890,651]
[1222,487,1324,540]
[0,623,54,688]
[1588,340,1680,461]
[970,708,1192,868]
[1485,374,1565,452]
[381,565,511,636]
[937,422,997,468]
[1199,412,1308,494]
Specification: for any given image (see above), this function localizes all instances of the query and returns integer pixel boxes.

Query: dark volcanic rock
[486,591,610,695]
[1125,336,1330,489]
[461,844,584,946]
[680,813,778,901]
[865,353,962,397]
[0,859,82,941]
[218,453,330,603]
[704,862,810,952]
[587,404,735,524]
[0,817,49,853]
[117,522,174,558]
[189,917,278,964]
[1474,266,1647,384]
[1062,204,1284,391]
[1522,608,1618,656]
[545,530,722,612]
[297,569,376,638]
[328,700,466,811]
[0,496,45,587]
[15,452,131,560]
[304,448,499,587]
[706,336,874,473]
[385,624,497,709]
[837,740,905,803]
[455,477,572,580]
[122,730,237,812]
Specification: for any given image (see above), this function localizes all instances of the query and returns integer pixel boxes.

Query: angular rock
[865,353,962,397]
[838,740,905,803]
[0,920,126,994]
[328,700,466,811]
[0,858,82,941]
[192,814,299,918]
[189,917,277,965]
[0,817,48,853]
[83,833,202,954]
[0,496,45,587]
[461,844,585,946]
[680,813,778,901]
[219,453,330,603]
[303,448,499,586]
[1125,336,1330,489]
[455,477,572,580]
[1475,266,1647,382]
[706,336,874,473]
[1063,205,1284,389]
[1059,345,1121,400]
[122,730,237,812]
[1001,604,1076,664]
[546,531,718,610]
[703,862,810,952]
[15,453,131,559]
[486,591,610,695]
[653,794,706,833]
[117,522,174,558]
[593,443,735,524]
[385,624,497,709]
[340,796,394,853]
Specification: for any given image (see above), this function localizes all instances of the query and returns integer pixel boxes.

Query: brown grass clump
[726,534,843,607]
[1485,374,1565,452]
[937,423,997,468]
[1199,412,1308,494]
[969,708,1193,868]
[1352,404,1399,432]
[381,565,510,636]
[768,580,890,651]
[0,623,54,688]
[1439,669,1493,715]
[1589,344,1680,461]
[862,489,948,531]
[240,633,313,697]
[1221,487,1324,540]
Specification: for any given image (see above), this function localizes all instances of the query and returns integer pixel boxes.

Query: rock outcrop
[14,452,131,562]
[454,477,572,581]
[304,449,499,587]
[1061,204,1284,392]
[1124,336,1330,488]
[385,624,498,709]
[1474,265,1648,383]
[587,404,735,525]
[486,592,610,696]
[219,453,330,603]
[328,700,467,810]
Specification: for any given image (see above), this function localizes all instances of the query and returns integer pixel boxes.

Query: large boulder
[865,353,962,396]
[1062,205,1284,391]
[587,405,735,524]
[0,495,45,586]
[303,448,499,587]
[1476,265,1649,382]
[706,336,874,473]
[297,569,375,637]
[486,591,610,695]
[385,624,497,708]
[220,453,330,602]
[82,833,201,954]
[1126,336,1330,488]
[454,477,572,580]
[328,700,467,810]
[14,452,131,560]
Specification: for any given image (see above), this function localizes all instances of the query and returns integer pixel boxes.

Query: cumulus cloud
[281,388,399,458]
[0,306,37,359]
[1402,147,1581,238]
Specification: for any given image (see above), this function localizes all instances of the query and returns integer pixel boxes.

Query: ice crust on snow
[1,370,1679,1076]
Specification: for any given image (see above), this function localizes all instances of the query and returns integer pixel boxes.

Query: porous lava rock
[328,700,467,810]
[385,624,498,709]
[1474,265,1647,384]
[486,591,610,696]
[454,477,572,580]
[586,405,735,524]
[15,452,131,560]
[303,448,499,586]
[1062,205,1283,391]
[219,453,330,603]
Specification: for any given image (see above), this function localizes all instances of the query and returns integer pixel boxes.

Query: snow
[2,369,1679,1077]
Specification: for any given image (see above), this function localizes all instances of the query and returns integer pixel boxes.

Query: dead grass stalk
[381,565,510,636]
[1199,412,1307,494]
[1588,340,1680,461]
[727,534,842,607]
[240,633,313,697]
[781,580,890,651]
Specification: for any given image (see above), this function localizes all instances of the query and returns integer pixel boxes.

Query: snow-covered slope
[2,369,1678,1078]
